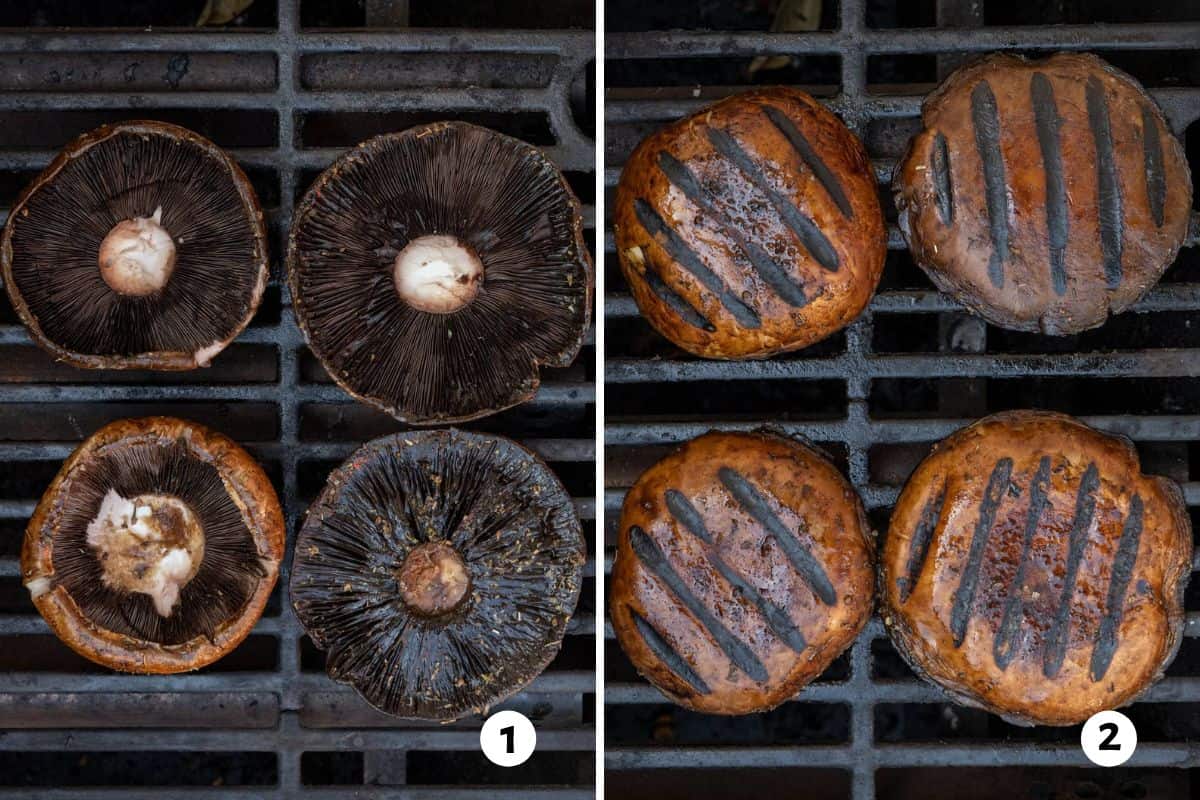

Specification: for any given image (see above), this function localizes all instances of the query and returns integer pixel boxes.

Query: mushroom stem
[397,542,471,616]
[85,490,205,617]
[392,235,483,314]
[98,206,178,296]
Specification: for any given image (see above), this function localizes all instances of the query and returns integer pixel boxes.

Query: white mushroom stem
[85,490,204,617]
[392,234,484,314]
[98,206,177,296]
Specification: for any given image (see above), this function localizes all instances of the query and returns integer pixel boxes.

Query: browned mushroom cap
[1,120,269,370]
[882,410,1192,726]
[287,122,593,425]
[894,53,1192,335]
[614,87,887,359]
[290,428,584,721]
[610,430,875,715]
[21,417,284,674]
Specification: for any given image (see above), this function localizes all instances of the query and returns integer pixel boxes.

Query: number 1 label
[481,710,536,767]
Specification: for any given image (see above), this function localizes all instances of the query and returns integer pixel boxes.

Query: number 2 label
[1082,711,1137,767]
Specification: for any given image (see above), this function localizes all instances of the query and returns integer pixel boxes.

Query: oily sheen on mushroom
[290,429,584,721]
[22,417,284,673]
[288,122,592,424]
[610,430,875,715]
[882,411,1192,725]
[1,120,269,369]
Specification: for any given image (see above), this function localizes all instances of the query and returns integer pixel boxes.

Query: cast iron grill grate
[604,1,1200,798]
[0,0,595,796]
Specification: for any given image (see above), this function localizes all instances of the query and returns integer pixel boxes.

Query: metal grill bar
[604,1,1200,797]
[0,1,596,795]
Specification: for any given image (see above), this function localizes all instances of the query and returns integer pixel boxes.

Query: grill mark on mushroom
[970,80,1010,289]
[656,151,809,307]
[1031,73,1070,296]
[1090,493,1144,682]
[704,126,841,273]
[898,484,945,603]
[666,489,807,653]
[762,104,854,220]
[716,467,837,606]
[949,457,1013,648]
[1141,106,1166,229]
[1086,76,1124,289]
[1043,461,1102,679]
[629,525,768,682]
[629,607,712,695]
[993,455,1053,670]
[930,132,954,226]
[642,265,716,332]
[633,198,761,329]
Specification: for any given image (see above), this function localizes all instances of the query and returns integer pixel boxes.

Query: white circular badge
[1081,710,1137,767]
[480,710,537,767]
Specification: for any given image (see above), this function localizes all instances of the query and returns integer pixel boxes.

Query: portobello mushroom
[291,429,584,721]
[22,417,284,673]
[893,53,1192,334]
[2,120,269,370]
[614,87,886,359]
[287,121,592,424]
[610,430,875,714]
[882,410,1192,725]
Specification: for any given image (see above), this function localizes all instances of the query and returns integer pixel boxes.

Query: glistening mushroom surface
[290,429,584,721]
[2,121,268,369]
[288,122,592,424]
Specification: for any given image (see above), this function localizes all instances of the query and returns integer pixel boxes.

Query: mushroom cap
[1,120,269,370]
[287,121,593,424]
[290,428,585,721]
[22,417,284,673]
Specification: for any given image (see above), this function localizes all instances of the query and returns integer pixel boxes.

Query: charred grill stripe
[970,80,1010,289]
[898,485,945,603]
[630,608,712,695]
[643,267,715,332]
[1086,76,1124,289]
[705,126,841,273]
[949,457,1013,648]
[993,456,1053,671]
[665,489,713,544]
[716,467,837,606]
[667,489,807,653]
[1031,73,1070,296]
[1142,106,1166,228]
[633,198,762,329]
[762,104,854,220]
[1090,494,1145,682]
[656,151,809,307]
[931,132,954,226]
[1043,462,1102,679]
[629,525,769,682]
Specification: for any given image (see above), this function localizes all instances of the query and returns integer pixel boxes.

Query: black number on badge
[501,725,515,754]
[1098,722,1120,751]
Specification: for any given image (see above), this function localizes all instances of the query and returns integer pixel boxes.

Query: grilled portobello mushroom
[882,410,1192,726]
[610,430,875,714]
[614,87,887,359]
[894,53,1192,335]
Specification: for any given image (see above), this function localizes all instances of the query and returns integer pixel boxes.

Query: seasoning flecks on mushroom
[290,428,584,721]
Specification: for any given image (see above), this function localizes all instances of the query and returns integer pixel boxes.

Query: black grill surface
[604,1,1200,798]
[0,1,595,796]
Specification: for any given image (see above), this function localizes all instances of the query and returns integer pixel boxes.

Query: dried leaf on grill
[290,429,584,721]
[1,120,269,370]
[22,417,284,674]
[287,121,592,424]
